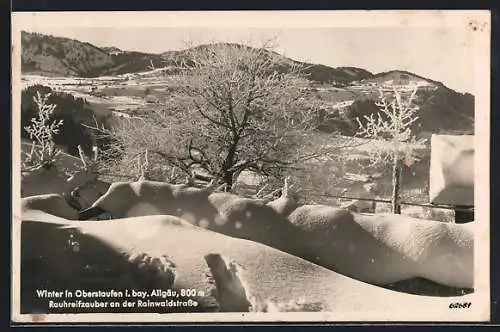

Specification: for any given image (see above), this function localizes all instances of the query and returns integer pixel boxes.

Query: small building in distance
[429,134,474,222]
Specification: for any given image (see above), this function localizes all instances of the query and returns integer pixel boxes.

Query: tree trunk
[391,156,402,214]
[222,171,234,188]
[221,134,240,189]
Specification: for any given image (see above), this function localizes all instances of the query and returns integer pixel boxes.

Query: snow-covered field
[22,74,158,119]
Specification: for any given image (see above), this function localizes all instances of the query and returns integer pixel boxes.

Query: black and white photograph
[11,10,491,322]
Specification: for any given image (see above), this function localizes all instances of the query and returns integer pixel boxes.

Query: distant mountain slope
[160,43,374,83]
[21,32,372,83]
[361,70,474,134]
[101,46,123,54]
[21,31,114,77]
[301,63,373,83]
[314,70,474,136]
[103,51,165,76]
[416,86,474,135]
[360,70,447,91]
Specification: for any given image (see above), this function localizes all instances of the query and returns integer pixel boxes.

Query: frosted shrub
[23,92,64,169]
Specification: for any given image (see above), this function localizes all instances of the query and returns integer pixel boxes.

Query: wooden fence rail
[303,192,474,213]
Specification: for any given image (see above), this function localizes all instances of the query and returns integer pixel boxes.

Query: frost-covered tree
[23,91,64,169]
[355,87,426,214]
[97,40,322,186]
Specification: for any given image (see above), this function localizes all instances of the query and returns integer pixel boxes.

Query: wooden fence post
[391,157,402,214]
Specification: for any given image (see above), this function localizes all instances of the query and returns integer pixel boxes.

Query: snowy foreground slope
[17,203,480,321]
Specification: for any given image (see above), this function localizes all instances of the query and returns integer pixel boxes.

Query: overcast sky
[21,26,474,93]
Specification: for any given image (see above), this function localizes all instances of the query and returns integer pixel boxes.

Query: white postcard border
[11,10,491,323]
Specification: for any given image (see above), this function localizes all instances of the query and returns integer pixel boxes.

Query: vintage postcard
[11,10,491,323]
